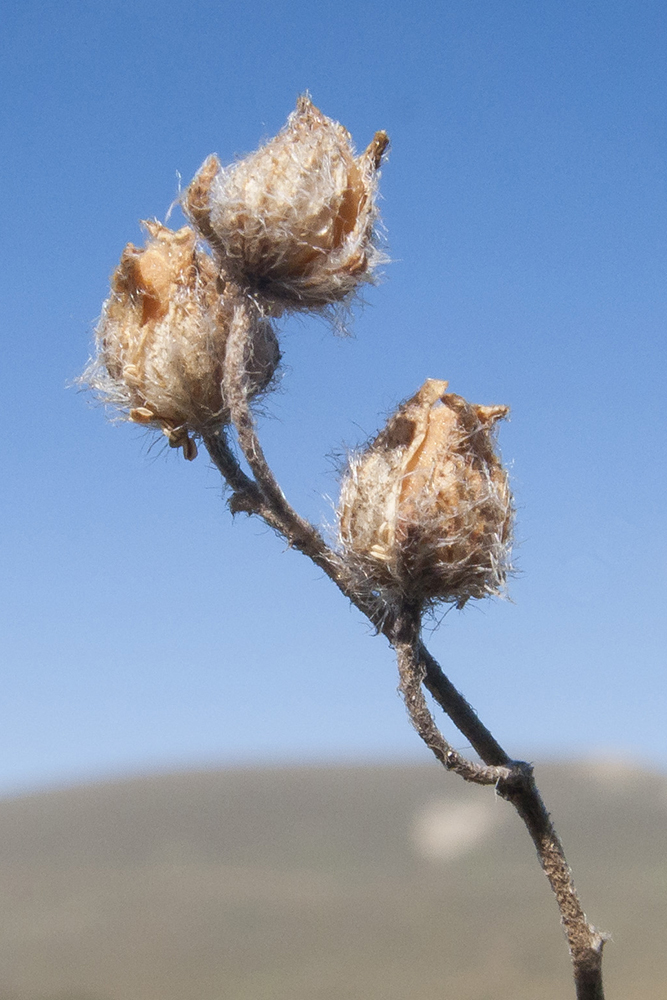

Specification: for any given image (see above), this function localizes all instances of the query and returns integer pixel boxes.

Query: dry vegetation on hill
[1,761,666,1000]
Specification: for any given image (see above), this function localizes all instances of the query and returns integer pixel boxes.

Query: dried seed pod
[84,221,280,459]
[183,95,389,312]
[338,380,513,607]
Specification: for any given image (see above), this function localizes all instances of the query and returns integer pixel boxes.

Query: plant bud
[338,380,513,606]
[183,96,389,311]
[85,221,280,459]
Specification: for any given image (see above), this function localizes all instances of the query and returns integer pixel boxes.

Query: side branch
[203,427,261,511]
[417,640,511,767]
[221,299,345,582]
[392,605,511,785]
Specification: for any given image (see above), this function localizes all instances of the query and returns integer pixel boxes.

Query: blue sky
[1,0,666,794]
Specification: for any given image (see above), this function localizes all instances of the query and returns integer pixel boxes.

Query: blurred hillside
[0,761,665,999]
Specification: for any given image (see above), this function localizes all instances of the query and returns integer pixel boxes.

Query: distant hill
[0,760,665,999]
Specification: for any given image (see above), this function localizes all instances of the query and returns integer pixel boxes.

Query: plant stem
[392,606,606,1000]
[392,604,511,785]
[417,641,511,766]
[204,308,607,998]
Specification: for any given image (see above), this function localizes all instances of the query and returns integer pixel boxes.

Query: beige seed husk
[183,95,389,312]
[338,380,514,606]
[84,221,280,459]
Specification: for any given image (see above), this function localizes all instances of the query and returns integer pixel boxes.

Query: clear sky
[1,0,666,795]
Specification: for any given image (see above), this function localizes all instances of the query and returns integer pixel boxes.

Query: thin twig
[202,427,260,511]
[417,640,511,766]
[392,604,510,785]
[221,298,345,581]
[204,310,607,999]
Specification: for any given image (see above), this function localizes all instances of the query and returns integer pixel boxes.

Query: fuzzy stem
[202,427,260,509]
[497,762,607,999]
[220,299,345,581]
[392,605,511,785]
[204,309,607,999]
[392,604,606,1000]
[417,641,511,766]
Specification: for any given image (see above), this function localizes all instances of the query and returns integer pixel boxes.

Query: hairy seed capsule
[183,96,388,312]
[338,380,514,606]
[84,221,280,458]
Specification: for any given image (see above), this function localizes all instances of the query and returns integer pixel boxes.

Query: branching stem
[203,298,607,1000]
[392,606,606,1000]
[392,604,510,785]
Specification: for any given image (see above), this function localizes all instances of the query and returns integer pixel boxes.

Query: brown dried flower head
[338,380,514,607]
[85,221,280,459]
[183,95,389,312]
